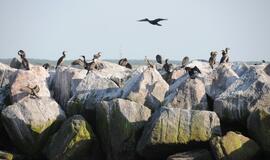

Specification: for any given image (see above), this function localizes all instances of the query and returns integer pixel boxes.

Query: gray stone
[44,115,97,160]
[214,66,270,123]
[137,107,221,159]
[210,131,260,160]
[122,67,169,111]
[166,149,212,160]
[96,98,151,160]
[1,97,66,156]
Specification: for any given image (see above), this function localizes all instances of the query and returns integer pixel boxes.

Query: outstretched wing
[193,66,201,74]
[153,18,168,23]
[138,18,148,22]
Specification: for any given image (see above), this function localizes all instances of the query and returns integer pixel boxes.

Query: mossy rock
[210,131,260,160]
[44,115,97,160]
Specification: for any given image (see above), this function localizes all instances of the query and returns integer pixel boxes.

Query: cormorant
[26,84,40,99]
[220,50,229,64]
[118,58,132,69]
[209,51,217,69]
[126,63,132,69]
[156,54,162,64]
[144,56,154,68]
[163,59,173,73]
[185,66,201,79]
[55,51,66,69]
[138,18,167,26]
[17,50,30,70]
[71,58,84,67]
[93,52,101,60]
[42,63,50,70]
[181,56,189,68]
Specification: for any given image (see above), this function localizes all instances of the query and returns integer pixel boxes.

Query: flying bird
[138,18,168,26]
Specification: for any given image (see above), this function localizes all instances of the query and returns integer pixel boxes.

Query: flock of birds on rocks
[12,18,267,100]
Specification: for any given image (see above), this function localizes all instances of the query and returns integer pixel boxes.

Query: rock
[247,104,270,155]
[185,60,215,95]
[232,62,249,77]
[264,63,270,76]
[122,67,169,111]
[137,107,221,159]
[44,115,98,160]
[169,68,186,84]
[210,64,239,99]
[210,131,260,160]
[9,57,22,69]
[1,97,66,156]
[214,66,270,123]
[0,85,11,112]
[163,78,208,110]
[9,66,51,103]
[53,66,87,108]
[66,72,121,119]
[166,149,212,160]
[96,98,151,160]
[0,63,17,87]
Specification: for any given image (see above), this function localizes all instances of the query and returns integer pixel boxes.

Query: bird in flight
[138,18,168,26]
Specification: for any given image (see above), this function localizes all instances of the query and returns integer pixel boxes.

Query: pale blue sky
[0,0,269,61]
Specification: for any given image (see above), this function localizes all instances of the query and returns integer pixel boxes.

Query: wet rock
[137,107,221,159]
[214,66,270,123]
[247,104,270,155]
[163,78,208,110]
[96,99,151,160]
[44,115,97,160]
[10,66,50,103]
[210,131,260,160]
[210,64,239,99]
[166,149,212,160]
[1,97,66,156]
[122,67,169,111]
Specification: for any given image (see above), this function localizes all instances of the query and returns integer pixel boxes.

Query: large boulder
[136,107,221,160]
[9,66,50,103]
[210,64,239,99]
[232,62,249,77]
[163,78,208,110]
[44,115,98,160]
[0,63,17,87]
[53,66,87,109]
[210,131,260,160]
[166,149,212,160]
[214,66,270,123]
[96,98,151,160]
[247,104,270,155]
[122,67,169,111]
[1,97,66,156]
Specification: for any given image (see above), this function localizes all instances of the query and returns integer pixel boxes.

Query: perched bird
[42,63,50,70]
[93,52,101,60]
[156,54,162,64]
[209,51,217,69]
[185,66,201,79]
[71,58,84,67]
[220,49,229,64]
[181,56,189,68]
[17,50,30,70]
[138,18,167,26]
[25,84,40,99]
[144,56,154,68]
[118,58,132,69]
[55,51,66,69]
[163,59,173,73]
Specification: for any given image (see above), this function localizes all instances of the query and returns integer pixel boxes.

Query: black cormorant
[138,18,167,26]
[55,51,66,69]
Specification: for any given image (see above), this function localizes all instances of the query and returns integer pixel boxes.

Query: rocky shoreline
[0,57,269,160]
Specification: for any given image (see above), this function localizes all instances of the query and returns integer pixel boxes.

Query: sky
[0,0,270,61]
